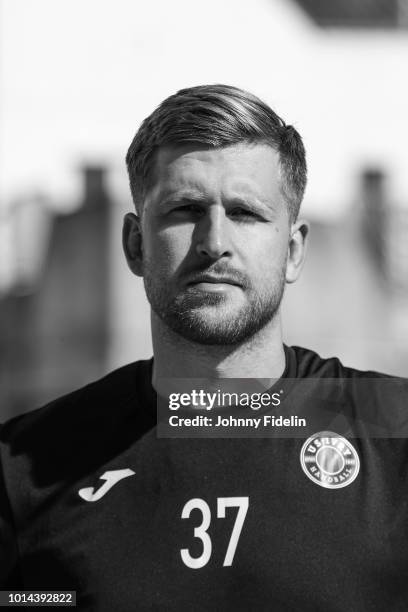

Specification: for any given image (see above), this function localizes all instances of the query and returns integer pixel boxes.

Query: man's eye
[229,208,257,219]
[171,204,203,214]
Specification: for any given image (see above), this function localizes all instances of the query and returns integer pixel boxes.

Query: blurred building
[361,168,408,292]
[0,167,110,421]
[284,166,408,375]
[295,0,408,28]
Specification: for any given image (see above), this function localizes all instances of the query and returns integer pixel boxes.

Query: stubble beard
[143,266,286,346]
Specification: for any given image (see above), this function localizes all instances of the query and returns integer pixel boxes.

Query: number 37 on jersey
[180,497,249,569]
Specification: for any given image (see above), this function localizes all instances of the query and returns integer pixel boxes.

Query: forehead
[147,143,283,203]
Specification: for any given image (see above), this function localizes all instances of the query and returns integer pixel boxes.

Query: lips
[187,275,241,287]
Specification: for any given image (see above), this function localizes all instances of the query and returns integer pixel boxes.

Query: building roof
[294,0,404,28]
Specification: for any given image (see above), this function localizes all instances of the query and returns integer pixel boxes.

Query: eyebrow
[228,196,272,211]
[163,193,207,203]
[157,192,275,211]
[157,192,211,208]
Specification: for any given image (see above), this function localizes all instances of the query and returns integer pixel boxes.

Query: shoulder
[0,359,154,490]
[290,345,407,435]
[1,359,151,437]
[290,345,395,379]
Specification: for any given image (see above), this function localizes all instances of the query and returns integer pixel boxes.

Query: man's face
[127,143,299,345]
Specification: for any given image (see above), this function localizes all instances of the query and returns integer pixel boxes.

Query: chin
[176,327,247,346]
[164,310,265,346]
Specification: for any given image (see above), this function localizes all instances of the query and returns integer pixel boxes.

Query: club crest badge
[300,431,360,489]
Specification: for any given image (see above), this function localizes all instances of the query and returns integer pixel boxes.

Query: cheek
[247,230,289,275]
[144,225,193,270]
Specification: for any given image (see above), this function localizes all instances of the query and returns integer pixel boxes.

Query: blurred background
[1,0,408,420]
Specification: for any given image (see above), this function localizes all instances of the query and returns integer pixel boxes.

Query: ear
[285,218,309,284]
[123,212,144,277]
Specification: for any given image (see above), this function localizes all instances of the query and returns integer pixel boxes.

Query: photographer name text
[168,415,306,429]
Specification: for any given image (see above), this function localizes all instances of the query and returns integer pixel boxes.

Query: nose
[195,206,231,259]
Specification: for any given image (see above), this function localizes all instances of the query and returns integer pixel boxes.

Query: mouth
[187,275,242,288]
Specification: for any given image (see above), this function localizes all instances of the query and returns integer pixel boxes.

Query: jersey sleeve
[0,429,21,588]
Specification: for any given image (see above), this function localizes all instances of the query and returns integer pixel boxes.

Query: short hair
[126,84,307,222]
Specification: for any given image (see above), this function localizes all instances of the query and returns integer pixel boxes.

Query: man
[1,85,407,611]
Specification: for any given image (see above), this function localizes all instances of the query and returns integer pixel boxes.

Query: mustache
[179,263,248,288]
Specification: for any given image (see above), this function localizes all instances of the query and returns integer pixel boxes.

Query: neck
[151,311,286,386]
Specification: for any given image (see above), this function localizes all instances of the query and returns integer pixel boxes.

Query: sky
[2,0,408,219]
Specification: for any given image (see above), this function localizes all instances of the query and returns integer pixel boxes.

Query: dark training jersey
[1,346,408,611]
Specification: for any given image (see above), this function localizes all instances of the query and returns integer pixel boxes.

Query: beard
[143,260,286,346]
